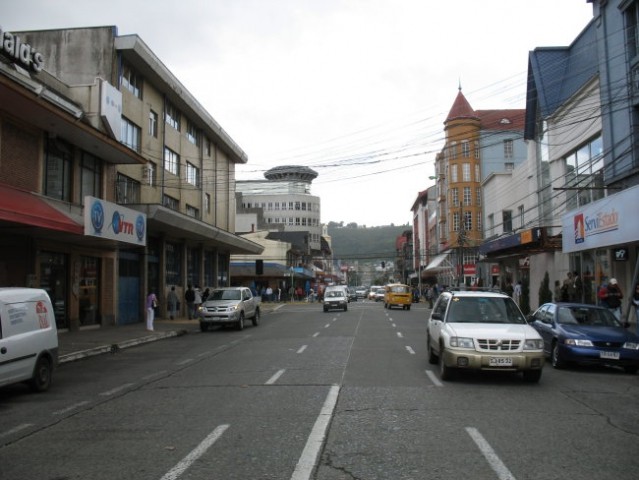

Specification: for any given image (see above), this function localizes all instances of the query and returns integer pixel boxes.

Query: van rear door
[0,300,42,386]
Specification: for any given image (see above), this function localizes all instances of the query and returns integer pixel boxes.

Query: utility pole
[458,203,466,287]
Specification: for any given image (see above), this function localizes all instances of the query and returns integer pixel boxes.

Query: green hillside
[327,223,409,261]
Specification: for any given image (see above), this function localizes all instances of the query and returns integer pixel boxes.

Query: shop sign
[463,264,476,275]
[83,196,146,246]
[562,185,639,253]
[613,247,629,262]
[0,26,44,73]
[490,265,500,274]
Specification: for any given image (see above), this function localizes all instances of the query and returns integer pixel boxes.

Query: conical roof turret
[445,88,479,123]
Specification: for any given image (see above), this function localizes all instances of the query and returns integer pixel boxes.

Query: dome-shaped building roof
[264,165,318,182]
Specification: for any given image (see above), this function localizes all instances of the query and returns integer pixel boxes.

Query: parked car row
[425,287,639,383]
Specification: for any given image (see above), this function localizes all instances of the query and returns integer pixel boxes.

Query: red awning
[0,184,83,234]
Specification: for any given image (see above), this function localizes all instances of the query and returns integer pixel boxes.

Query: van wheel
[30,356,53,392]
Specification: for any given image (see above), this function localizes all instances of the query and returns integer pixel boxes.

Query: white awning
[424,253,452,272]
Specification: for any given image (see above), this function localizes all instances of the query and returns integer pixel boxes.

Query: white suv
[426,289,544,382]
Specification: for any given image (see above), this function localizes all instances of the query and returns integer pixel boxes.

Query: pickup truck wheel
[29,356,53,392]
[252,308,260,326]
[439,346,455,381]
[236,312,245,331]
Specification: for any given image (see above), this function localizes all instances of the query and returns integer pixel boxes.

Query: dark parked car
[528,302,639,373]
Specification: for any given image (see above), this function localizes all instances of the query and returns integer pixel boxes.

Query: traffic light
[256,259,263,275]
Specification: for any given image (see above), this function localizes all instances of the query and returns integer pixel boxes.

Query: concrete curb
[59,329,188,364]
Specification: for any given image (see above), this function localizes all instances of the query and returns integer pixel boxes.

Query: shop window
[81,152,102,201]
[79,256,100,326]
[44,137,72,202]
[39,251,68,329]
[165,242,182,286]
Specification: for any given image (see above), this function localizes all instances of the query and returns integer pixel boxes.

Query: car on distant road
[323,288,348,312]
[528,302,639,373]
[427,289,545,382]
[373,287,386,302]
[368,286,382,300]
[347,287,358,302]
[355,286,368,299]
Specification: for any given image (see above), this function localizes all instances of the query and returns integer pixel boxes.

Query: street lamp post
[458,204,466,287]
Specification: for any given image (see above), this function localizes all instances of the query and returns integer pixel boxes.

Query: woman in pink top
[146,290,158,331]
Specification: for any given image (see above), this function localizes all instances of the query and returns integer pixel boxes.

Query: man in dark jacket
[185,285,196,320]
[605,278,623,321]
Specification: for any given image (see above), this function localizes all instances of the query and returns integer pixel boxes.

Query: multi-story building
[1,26,262,329]
[429,89,526,287]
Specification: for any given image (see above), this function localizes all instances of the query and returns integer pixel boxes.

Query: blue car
[529,302,639,374]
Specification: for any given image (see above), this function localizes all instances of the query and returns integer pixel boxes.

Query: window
[205,193,211,214]
[518,205,525,229]
[463,186,471,206]
[165,102,181,130]
[121,63,142,99]
[451,188,459,207]
[475,164,480,182]
[462,163,471,181]
[80,152,102,200]
[453,211,460,232]
[275,202,280,210]
[463,211,472,231]
[204,138,211,156]
[166,242,182,286]
[149,110,158,138]
[564,135,605,208]
[462,140,470,158]
[164,147,179,175]
[163,194,179,211]
[143,161,157,187]
[476,213,482,233]
[488,213,494,237]
[44,137,72,201]
[449,142,457,160]
[502,210,513,233]
[116,173,140,204]
[476,187,481,206]
[451,164,458,183]
[295,201,301,210]
[505,162,514,172]
[504,139,513,159]
[186,204,199,219]
[121,117,141,152]
[474,141,480,159]
[186,120,199,145]
[186,162,200,187]
[626,1,639,60]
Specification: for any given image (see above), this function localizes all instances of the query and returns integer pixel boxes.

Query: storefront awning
[0,183,83,234]
[424,253,452,272]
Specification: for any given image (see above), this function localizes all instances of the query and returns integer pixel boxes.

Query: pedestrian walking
[146,290,158,331]
[194,286,203,316]
[426,285,434,308]
[167,286,179,320]
[513,281,523,306]
[185,285,196,319]
[605,278,623,321]
[553,280,562,302]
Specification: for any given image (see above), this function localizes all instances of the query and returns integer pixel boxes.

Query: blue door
[118,253,141,325]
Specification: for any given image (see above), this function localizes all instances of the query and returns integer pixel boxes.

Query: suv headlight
[524,339,544,350]
[623,342,639,350]
[450,337,474,348]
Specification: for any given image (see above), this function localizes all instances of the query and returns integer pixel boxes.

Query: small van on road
[0,288,59,391]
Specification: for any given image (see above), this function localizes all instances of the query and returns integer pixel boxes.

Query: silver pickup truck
[197,287,261,331]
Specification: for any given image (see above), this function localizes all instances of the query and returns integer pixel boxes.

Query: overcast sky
[4,0,594,227]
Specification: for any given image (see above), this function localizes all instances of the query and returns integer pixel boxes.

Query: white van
[0,288,59,392]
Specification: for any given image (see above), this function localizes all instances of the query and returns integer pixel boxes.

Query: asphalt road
[1,300,639,479]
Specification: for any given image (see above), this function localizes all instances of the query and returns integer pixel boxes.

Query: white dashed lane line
[265,369,286,385]
[297,345,308,354]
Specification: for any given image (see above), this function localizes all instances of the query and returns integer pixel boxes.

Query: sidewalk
[57,302,284,364]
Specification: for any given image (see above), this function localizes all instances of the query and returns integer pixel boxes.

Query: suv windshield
[447,297,526,324]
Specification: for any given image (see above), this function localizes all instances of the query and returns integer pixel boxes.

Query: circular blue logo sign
[136,215,145,241]
[90,201,104,233]
[112,211,122,234]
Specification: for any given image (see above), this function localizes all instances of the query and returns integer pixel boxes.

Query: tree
[538,271,553,306]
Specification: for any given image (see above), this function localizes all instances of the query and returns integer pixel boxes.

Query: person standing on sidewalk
[185,285,196,319]
[605,278,623,321]
[146,290,158,331]
[167,286,179,320]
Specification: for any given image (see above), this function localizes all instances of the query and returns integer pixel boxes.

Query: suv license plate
[600,351,620,360]
[489,357,513,367]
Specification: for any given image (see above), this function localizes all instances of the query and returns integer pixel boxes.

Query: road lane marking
[291,385,340,480]
[1,423,34,437]
[266,369,285,385]
[297,345,308,354]
[324,324,330,328]
[405,346,415,355]
[397,332,403,338]
[53,401,90,415]
[176,358,194,366]
[313,332,320,337]
[160,424,229,480]
[465,427,516,480]
[425,370,443,387]
[99,383,135,396]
